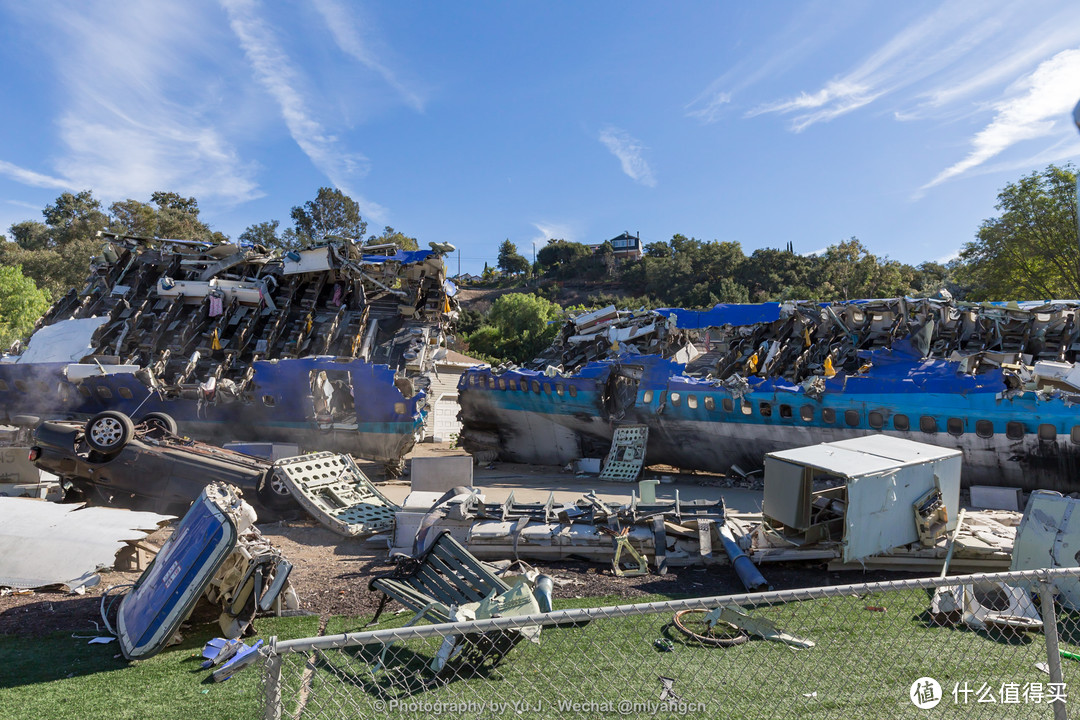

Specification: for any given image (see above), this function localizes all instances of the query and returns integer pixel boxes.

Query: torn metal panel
[272,451,400,537]
[0,498,171,590]
[1011,490,1080,610]
[12,316,109,364]
[931,581,1042,632]
[598,425,648,482]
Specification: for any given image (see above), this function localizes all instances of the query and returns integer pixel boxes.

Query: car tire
[257,470,296,511]
[85,411,135,455]
[141,412,178,435]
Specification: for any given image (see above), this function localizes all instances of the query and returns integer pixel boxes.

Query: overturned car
[31,410,298,517]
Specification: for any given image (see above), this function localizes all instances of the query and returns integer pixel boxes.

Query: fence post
[1039,577,1069,720]
[264,636,283,720]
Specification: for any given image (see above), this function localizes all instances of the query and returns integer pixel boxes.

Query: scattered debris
[369,531,549,672]
[658,676,682,702]
[705,605,815,649]
[210,639,264,683]
[671,609,748,647]
[0,497,170,591]
[931,581,1042,633]
[970,485,1025,512]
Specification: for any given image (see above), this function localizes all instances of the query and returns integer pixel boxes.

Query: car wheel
[257,470,296,511]
[85,411,135,454]
[141,412,178,435]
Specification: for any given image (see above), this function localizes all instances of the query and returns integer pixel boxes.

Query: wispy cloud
[0,161,69,191]
[686,3,854,123]
[310,0,424,112]
[222,0,387,222]
[801,247,827,258]
[923,48,1080,190]
[747,4,1002,131]
[530,222,575,252]
[0,3,260,204]
[686,91,731,124]
[598,126,656,187]
[936,249,960,264]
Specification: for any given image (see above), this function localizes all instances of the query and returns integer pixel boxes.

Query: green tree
[0,190,108,298]
[42,191,109,248]
[956,164,1079,300]
[286,187,367,247]
[644,241,672,259]
[366,226,419,251]
[239,220,284,250]
[108,199,159,238]
[497,239,529,276]
[108,193,224,242]
[537,239,591,271]
[0,264,50,348]
[465,293,562,364]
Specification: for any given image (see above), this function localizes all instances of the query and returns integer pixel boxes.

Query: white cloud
[0,3,261,204]
[801,247,827,257]
[936,250,960,264]
[740,4,1080,134]
[685,91,731,124]
[598,126,656,187]
[746,4,1002,131]
[686,3,852,123]
[3,199,50,212]
[923,48,1080,190]
[310,0,425,112]
[530,222,576,251]
[222,0,387,222]
[0,161,70,191]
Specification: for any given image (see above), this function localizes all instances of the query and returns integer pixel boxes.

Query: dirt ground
[0,442,917,638]
[0,513,916,638]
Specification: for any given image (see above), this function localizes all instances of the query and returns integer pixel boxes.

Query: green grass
[0,615,319,720]
[0,590,1065,720]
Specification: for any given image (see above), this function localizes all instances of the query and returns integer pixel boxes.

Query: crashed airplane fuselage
[1,234,458,472]
[459,299,1080,492]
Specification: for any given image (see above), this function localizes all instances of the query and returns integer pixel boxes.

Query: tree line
[0,164,1075,357]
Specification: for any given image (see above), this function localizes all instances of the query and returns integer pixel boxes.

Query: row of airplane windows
[470,374,580,398]
[467,374,1076,441]
[643,389,1078,442]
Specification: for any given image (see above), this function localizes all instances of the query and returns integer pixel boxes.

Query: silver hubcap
[270,476,290,495]
[90,418,123,447]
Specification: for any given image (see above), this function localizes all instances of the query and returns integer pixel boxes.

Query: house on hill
[588,231,643,263]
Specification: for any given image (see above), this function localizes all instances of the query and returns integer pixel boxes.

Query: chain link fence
[262,568,1080,719]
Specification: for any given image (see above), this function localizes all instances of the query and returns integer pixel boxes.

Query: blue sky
[1,1,1079,276]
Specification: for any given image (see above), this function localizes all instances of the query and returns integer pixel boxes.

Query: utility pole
[1074,98,1080,260]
